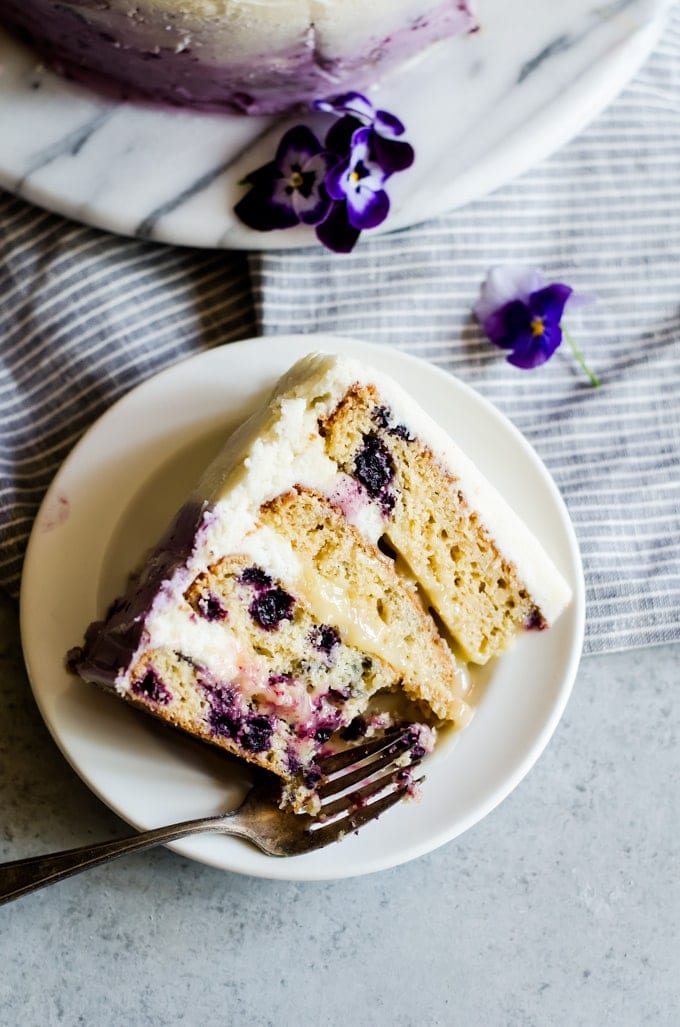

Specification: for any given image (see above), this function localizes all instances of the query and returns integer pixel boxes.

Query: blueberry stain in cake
[286,749,303,775]
[372,404,413,442]
[353,433,396,514]
[373,404,392,430]
[354,433,394,495]
[328,685,352,705]
[389,422,414,442]
[240,566,273,590]
[314,713,342,743]
[131,668,172,706]
[525,607,548,631]
[204,683,242,738]
[196,592,228,622]
[309,623,340,655]
[249,587,295,631]
[303,764,323,790]
[404,724,430,762]
[268,672,294,688]
[341,715,368,741]
[240,713,275,753]
[209,706,242,739]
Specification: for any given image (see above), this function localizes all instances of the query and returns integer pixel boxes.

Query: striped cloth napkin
[1,6,679,655]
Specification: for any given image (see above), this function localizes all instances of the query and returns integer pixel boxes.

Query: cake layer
[0,0,477,114]
[125,551,424,802]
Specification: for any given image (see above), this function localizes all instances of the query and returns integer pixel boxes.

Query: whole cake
[69,353,571,808]
[0,0,477,115]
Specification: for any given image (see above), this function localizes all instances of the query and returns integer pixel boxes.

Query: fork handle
[0,814,228,906]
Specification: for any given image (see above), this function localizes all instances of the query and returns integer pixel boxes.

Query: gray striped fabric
[1,6,679,656]
[0,201,255,592]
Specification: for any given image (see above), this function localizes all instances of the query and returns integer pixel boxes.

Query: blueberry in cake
[69,352,571,810]
[0,1,477,115]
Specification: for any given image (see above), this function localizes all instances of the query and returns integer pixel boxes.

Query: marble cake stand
[0,0,669,250]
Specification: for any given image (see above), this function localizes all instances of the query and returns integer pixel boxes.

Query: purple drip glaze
[70,498,208,690]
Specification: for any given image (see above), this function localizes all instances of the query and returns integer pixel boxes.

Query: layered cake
[69,353,571,808]
[0,1,477,114]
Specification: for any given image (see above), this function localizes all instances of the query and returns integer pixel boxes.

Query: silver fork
[0,726,424,904]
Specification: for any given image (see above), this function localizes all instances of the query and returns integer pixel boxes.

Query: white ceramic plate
[0,0,668,248]
[20,335,585,880]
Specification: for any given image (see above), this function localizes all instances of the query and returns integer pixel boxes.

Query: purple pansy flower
[234,92,414,253]
[315,91,414,174]
[325,127,390,230]
[234,124,337,232]
[316,124,393,253]
[474,266,599,384]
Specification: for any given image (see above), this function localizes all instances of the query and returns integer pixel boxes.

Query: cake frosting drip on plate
[69,353,571,812]
[0,0,477,114]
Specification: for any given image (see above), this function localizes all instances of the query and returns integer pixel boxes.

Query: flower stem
[563,326,600,387]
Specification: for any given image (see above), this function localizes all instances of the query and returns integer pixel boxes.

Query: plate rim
[20,334,586,881]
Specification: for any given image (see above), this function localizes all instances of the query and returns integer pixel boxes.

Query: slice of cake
[69,352,571,809]
[0,1,477,115]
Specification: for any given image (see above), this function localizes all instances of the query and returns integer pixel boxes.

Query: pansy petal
[275,124,323,171]
[290,154,333,223]
[506,343,549,371]
[341,93,375,121]
[325,115,363,158]
[296,191,333,225]
[563,289,595,310]
[315,91,375,122]
[316,201,361,253]
[271,176,308,211]
[372,134,414,174]
[528,283,573,323]
[241,160,281,189]
[350,125,373,154]
[507,324,562,369]
[313,94,348,115]
[483,299,532,350]
[374,108,405,138]
[234,185,299,232]
[474,266,546,324]
[346,186,390,230]
[303,149,340,180]
[354,162,388,193]
[325,158,351,201]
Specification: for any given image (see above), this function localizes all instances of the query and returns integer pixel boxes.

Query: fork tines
[304,725,426,848]
[316,725,418,799]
